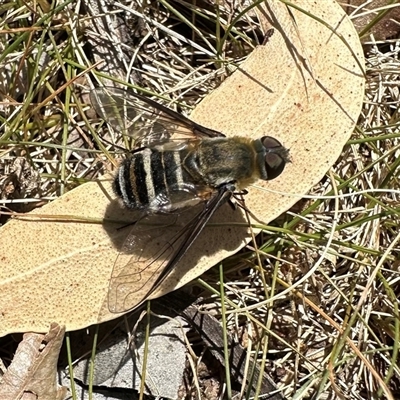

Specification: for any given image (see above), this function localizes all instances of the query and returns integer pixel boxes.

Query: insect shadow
[102,195,249,313]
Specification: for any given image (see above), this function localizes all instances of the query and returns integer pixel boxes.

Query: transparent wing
[108,186,232,313]
[90,86,224,145]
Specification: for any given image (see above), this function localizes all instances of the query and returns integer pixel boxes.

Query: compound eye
[262,136,289,180]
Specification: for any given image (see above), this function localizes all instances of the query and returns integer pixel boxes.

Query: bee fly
[90,86,290,313]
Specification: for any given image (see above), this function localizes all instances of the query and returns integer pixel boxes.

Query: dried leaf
[0,323,67,400]
[0,179,129,336]
[191,0,365,224]
[0,0,364,336]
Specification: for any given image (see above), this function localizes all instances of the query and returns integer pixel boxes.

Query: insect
[90,86,290,313]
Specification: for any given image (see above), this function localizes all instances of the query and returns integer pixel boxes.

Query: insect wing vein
[90,87,225,145]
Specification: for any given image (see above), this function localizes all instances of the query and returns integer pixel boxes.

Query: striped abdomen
[113,148,196,212]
